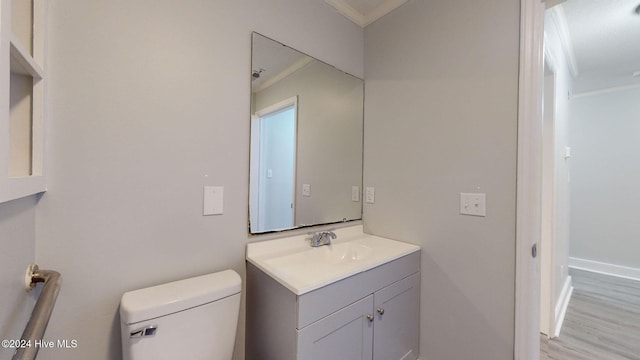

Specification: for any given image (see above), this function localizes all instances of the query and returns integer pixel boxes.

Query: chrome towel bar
[12,264,62,360]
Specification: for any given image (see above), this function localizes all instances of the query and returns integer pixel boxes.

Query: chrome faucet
[310,231,337,247]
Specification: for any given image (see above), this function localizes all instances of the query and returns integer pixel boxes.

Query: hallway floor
[540,268,640,360]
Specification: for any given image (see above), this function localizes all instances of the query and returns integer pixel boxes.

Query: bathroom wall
[363,1,520,359]
[569,86,640,272]
[0,196,37,360]
[37,1,362,359]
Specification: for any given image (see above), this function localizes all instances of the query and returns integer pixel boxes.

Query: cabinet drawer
[297,251,419,329]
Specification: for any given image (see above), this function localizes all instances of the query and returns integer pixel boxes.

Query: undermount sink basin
[246,225,420,295]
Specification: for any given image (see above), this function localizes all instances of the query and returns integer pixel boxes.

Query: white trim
[571,82,640,99]
[253,57,313,93]
[364,0,408,26]
[515,0,545,359]
[549,6,579,78]
[539,56,557,338]
[325,0,366,27]
[569,257,640,282]
[542,34,557,74]
[324,0,408,27]
[553,276,573,338]
[255,96,298,117]
[545,0,567,8]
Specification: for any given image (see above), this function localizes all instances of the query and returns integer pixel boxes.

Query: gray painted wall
[37,1,362,359]
[0,196,37,360]
[363,1,520,359]
[570,86,640,269]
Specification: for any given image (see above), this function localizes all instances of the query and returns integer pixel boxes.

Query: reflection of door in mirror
[250,97,298,233]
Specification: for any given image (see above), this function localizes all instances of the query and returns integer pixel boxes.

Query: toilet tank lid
[120,269,241,325]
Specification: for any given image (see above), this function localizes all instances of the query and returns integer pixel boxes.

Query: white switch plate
[204,186,223,215]
[365,187,375,204]
[302,184,311,197]
[460,193,486,217]
[351,186,360,202]
[267,169,273,178]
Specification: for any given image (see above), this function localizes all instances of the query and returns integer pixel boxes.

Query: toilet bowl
[119,269,241,360]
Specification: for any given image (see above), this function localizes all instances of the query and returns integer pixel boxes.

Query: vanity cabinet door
[373,273,420,360]
[297,295,373,360]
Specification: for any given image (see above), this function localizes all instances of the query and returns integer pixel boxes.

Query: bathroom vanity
[246,226,420,360]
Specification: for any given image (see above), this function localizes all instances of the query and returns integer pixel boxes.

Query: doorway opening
[249,97,298,233]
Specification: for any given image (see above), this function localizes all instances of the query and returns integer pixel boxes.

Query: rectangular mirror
[249,33,364,234]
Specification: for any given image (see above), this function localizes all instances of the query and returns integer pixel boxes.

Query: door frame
[515,0,546,358]
[539,48,557,338]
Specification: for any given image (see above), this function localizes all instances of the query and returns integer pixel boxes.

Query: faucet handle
[309,233,322,247]
[325,231,337,239]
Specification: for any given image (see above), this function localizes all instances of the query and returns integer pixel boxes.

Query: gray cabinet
[373,273,420,360]
[246,251,420,360]
[298,295,374,360]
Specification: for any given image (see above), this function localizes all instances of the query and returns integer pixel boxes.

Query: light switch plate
[302,184,311,197]
[460,193,486,217]
[365,187,375,204]
[351,186,360,202]
[564,146,571,159]
[204,186,223,215]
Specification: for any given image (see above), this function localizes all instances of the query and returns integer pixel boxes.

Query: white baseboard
[553,276,572,338]
[569,257,640,282]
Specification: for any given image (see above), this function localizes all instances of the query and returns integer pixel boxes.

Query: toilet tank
[120,270,241,360]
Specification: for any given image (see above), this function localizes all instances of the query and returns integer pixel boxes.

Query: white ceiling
[555,0,640,93]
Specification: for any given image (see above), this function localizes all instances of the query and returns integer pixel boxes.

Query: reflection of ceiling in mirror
[324,0,408,27]
[252,35,311,92]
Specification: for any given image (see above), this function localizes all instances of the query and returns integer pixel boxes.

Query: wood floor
[540,269,640,360]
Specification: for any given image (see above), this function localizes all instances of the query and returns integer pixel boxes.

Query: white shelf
[10,35,44,78]
[6,175,46,202]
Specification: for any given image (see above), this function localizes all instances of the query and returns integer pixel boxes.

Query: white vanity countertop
[246,225,420,295]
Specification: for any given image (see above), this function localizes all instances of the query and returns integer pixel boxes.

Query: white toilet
[119,270,241,360]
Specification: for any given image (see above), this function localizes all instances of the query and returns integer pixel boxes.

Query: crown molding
[550,5,579,77]
[325,0,409,28]
[253,57,314,93]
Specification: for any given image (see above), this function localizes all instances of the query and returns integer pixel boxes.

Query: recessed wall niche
[1,0,47,202]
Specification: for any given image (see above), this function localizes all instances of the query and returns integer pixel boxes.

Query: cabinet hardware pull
[376,307,384,315]
[366,314,374,322]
